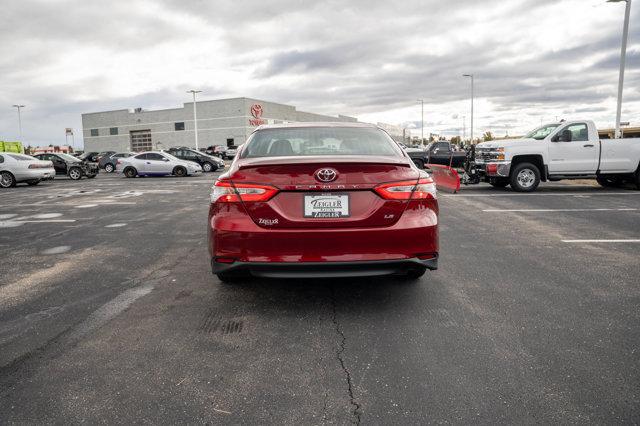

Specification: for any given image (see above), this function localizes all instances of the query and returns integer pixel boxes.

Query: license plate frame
[303,193,350,218]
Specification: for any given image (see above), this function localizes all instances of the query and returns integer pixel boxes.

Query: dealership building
[81,97,361,153]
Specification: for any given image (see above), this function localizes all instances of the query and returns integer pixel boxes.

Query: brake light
[374,178,437,200]
[211,180,278,203]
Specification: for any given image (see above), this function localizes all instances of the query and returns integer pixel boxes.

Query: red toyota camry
[208,123,439,281]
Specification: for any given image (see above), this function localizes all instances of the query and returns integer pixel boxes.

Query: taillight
[374,178,437,200]
[211,180,278,203]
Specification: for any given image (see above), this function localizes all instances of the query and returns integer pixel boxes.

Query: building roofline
[255,122,376,130]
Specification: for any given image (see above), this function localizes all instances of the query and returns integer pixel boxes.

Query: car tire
[68,167,82,180]
[489,178,509,188]
[596,175,623,188]
[26,179,40,186]
[173,166,187,177]
[0,171,16,188]
[124,167,137,178]
[403,268,426,279]
[104,163,115,173]
[202,162,214,172]
[216,272,244,283]
[510,162,540,192]
[413,159,425,169]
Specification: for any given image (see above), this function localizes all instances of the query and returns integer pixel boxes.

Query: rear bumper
[15,168,56,181]
[211,256,438,278]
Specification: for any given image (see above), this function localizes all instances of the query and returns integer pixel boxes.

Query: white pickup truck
[473,120,640,192]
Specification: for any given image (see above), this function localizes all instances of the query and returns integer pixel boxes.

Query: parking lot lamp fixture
[187,90,202,150]
[608,0,632,139]
[462,74,474,143]
[12,104,25,141]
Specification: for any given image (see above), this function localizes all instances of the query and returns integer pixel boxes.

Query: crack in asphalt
[329,286,362,425]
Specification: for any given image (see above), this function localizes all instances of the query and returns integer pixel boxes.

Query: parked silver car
[116,151,203,178]
[0,152,55,188]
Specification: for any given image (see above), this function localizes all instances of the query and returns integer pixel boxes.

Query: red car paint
[208,124,439,278]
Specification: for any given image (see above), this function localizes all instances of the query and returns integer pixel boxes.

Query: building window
[110,127,118,135]
[90,129,99,137]
[130,130,152,152]
[175,122,185,131]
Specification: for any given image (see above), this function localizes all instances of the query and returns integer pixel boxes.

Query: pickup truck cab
[474,120,640,192]
[404,141,466,169]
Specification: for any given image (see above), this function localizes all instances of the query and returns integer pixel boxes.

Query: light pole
[187,90,202,150]
[12,104,25,141]
[608,0,632,139]
[417,99,424,143]
[462,115,466,141]
[462,74,474,143]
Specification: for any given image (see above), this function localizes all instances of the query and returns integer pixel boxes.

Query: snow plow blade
[427,164,461,193]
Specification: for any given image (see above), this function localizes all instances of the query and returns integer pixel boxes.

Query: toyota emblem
[315,168,338,182]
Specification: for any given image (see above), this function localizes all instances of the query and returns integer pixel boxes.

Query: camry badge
[315,168,338,182]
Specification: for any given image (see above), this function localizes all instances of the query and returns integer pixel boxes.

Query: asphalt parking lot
[1,173,639,424]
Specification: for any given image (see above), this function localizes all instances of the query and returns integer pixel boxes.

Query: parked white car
[0,152,55,188]
[474,120,640,192]
[115,151,203,178]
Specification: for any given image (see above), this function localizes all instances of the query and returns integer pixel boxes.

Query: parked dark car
[165,147,224,172]
[99,152,134,173]
[32,153,98,180]
[405,142,466,169]
[78,151,101,163]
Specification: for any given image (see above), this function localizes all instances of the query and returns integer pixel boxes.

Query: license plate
[304,194,350,218]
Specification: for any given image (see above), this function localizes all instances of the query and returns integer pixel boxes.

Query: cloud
[0,0,638,146]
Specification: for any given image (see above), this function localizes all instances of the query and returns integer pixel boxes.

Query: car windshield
[524,124,559,140]
[57,153,80,162]
[242,127,403,158]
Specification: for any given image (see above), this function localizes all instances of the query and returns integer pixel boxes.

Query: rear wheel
[104,163,115,173]
[510,162,540,192]
[68,167,82,180]
[216,272,244,283]
[202,162,214,172]
[173,166,187,177]
[0,171,16,188]
[26,179,40,186]
[489,178,509,188]
[403,268,426,280]
[124,167,137,178]
[596,175,623,188]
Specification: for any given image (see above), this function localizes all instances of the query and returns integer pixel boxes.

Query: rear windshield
[241,127,403,158]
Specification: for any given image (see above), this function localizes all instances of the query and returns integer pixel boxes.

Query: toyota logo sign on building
[315,168,338,182]
[251,104,263,119]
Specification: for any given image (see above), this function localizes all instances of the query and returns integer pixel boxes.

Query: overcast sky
[1,0,638,147]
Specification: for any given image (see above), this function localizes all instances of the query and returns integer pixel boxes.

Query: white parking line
[483,208,638,212]
[562,239,640,243]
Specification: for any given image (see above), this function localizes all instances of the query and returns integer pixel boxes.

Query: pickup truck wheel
[510,162,540,192]
[596,176,623,188]
[412,159,425,169]
[489,178,509,188]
